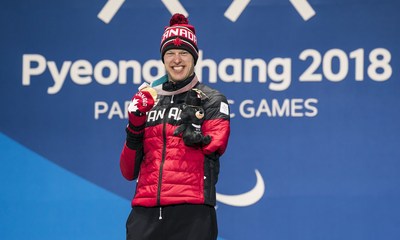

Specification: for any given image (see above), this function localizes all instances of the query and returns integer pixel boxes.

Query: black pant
[126,204,218,240]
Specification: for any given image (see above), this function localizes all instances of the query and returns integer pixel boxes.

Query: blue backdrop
[1,0,400,239]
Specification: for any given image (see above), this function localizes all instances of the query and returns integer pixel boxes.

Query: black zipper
[156,98,173,205]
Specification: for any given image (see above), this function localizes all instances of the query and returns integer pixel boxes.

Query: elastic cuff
[126,128,144,150]
[127,122,145,134]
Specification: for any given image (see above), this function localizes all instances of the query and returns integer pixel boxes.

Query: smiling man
[120,13,231,240]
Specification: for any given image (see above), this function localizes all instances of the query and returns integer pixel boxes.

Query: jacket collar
[153,75,199,96]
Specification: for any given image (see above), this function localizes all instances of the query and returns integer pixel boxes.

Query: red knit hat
[160,14,199,64]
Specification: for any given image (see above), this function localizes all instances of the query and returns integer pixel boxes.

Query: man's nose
[173,53,182,63]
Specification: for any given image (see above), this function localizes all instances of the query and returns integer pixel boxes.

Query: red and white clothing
[120,75,230,208]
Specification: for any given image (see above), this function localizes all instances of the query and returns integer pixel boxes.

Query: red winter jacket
[120,76,230,207]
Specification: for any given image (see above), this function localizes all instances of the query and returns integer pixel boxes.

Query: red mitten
[126,86,157,148]
[128,87,157,115]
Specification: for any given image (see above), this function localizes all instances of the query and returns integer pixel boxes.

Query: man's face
[163,49,195,82]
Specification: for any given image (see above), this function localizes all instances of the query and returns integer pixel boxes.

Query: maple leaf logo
[173,37,183,46]
[128,98,139,113]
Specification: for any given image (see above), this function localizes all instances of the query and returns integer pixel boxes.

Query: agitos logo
[97,0,316,24]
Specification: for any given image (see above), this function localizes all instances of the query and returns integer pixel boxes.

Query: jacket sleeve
[201,93,230,156]
[119,113,146,181]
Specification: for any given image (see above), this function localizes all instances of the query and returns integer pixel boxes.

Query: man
[120,13,230,240]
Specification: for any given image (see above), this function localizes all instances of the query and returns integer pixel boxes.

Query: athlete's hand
[126,85,157,137]
[128,87,157,115]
